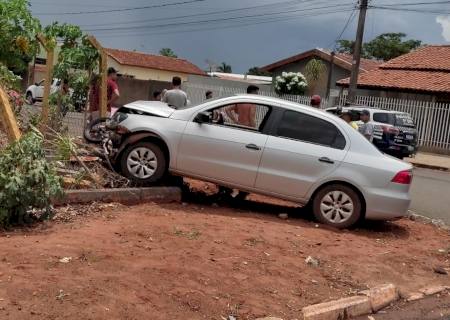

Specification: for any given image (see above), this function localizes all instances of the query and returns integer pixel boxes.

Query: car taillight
[392,170,413,184]
[381,125,400,135]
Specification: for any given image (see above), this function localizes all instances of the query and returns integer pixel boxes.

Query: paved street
[411,168,450,224]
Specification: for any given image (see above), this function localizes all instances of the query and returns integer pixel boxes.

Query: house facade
[105,48,206,82]
[337,45,450,103]
[261,48,381,97]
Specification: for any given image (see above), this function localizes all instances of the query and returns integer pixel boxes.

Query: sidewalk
[407,152,450,171]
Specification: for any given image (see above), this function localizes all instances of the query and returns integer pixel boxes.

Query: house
[261,48,381,97]
[336,46,450,103]
[105,48,206,82]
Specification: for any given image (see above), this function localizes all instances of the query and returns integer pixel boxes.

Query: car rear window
[277,110,346,149]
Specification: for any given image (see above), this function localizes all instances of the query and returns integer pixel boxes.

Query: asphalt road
[410,168,450,224]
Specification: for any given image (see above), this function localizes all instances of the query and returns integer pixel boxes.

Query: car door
[176,103,270,188]
[254,109,348,200]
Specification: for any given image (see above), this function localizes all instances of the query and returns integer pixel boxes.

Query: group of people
[309,95,374,142]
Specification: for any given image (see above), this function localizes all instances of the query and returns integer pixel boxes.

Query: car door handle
[245,143,261,151]
[319,157,334,164]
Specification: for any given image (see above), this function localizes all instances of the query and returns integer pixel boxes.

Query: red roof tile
[337,46,450,93]
[261,48,382,72]
[379,45,450,71]
[106,48,206,76]
[337,69,450,93]
[335,53,382,71]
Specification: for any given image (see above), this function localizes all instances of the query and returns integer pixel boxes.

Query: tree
[304,59,327,95]
[0,0,41,74]
[336,39,357,55]
[159,48,178,58]
[336,33,422,61]
[247,67,271,76]
[217,62,232,73]
[364,33,422,61]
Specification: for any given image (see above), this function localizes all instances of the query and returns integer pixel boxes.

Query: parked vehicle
[326,106,418,159]
[25,79,61,104]
[105,96,412,228]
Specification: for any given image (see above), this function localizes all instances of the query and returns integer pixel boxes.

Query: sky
[29,0,450,73]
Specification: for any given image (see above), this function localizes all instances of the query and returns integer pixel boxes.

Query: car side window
[277,110,346,149]
[210,103,270,131]
[373,112,390,124]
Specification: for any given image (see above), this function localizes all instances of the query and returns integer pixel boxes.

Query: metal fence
[183,82,450,152]
[21,84,450,152]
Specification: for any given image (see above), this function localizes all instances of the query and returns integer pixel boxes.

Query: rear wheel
[120,142,167,185]
[312,184,362,228]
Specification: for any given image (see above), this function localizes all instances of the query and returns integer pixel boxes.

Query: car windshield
[373,112,415,127]
[394,113,415,127]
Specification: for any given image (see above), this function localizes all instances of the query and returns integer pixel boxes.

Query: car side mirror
[194,111,211,124]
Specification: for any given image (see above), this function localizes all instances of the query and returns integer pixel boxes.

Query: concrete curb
[300,284,449,320]
[409,162,449,172]
[301,284,399,320]
[53,187,182,206]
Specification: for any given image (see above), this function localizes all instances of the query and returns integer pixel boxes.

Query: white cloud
[436,16,450,42]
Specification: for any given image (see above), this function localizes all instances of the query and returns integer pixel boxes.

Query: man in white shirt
[161,76,188,109]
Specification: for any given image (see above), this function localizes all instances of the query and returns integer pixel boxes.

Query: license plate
[405,134,414,140]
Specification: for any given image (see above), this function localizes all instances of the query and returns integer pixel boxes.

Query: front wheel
[84,117,109,143]
[120,142,167,186]
[312,184,362,229]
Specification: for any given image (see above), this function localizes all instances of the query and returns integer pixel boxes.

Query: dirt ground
[0,182,450,319]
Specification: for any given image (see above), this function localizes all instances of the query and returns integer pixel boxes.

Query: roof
[261,48,382,73]
[379,45,450,71]
[337,46,450,93]
[106,48,206,76]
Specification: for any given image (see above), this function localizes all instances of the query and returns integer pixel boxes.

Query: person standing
[205,90,213,100]
[341,112,359,130]
[359,110,374,141]
[310,95,321,108]
[225,85,259,128]
[153,91,162,101]
[162,76,188,109]
[107,67,120,115]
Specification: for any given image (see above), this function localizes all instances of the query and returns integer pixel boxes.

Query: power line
[84,2,355,32]
[373,0,450,6]
[77,0,326,28]
[328,7,357,49]
[34,0,207,15]
[370,5,450,14]
[92,8,354,38]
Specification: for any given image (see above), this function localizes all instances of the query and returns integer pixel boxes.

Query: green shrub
[0,130,63,226]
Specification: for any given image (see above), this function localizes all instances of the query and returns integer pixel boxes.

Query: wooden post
[36,34,55,127]
[0,86,21,142]
[87,36,107,118]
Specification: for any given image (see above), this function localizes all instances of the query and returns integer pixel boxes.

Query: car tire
[312,184,362,229]
[120,142,167,186]
[26,92,35,105]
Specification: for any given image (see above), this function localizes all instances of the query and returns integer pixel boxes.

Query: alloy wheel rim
[126,147,157,179]
[319,191,354,224]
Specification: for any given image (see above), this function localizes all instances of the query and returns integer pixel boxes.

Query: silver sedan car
[106,95,413,228]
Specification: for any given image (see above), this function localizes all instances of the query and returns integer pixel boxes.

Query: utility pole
[326,51,335,99]
[347,0,368,103]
